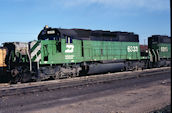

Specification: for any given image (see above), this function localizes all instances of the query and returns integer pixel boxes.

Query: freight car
[0,47,6,68]
[1,26,171,83]
[0,47,9,82]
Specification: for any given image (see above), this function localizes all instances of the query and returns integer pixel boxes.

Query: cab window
[66,36,72,44]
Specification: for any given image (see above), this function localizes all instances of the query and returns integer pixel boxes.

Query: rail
[0,67,170,97]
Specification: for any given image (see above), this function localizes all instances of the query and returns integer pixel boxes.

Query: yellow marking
[0,48,7,67]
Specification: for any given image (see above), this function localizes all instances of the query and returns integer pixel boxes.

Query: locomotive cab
[38,26,61,40]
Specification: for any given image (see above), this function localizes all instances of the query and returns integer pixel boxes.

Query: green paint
[39,39,141,65]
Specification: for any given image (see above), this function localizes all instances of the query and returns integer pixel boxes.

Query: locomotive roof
[148,35,171,44]
[38,27,139,42]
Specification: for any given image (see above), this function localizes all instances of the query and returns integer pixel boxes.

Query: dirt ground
[0,71,170,113]
[26,79,171,113]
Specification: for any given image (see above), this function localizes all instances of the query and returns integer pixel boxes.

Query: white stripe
[30,41,37,48]
[31,44,41,59]
[35,54,41,62]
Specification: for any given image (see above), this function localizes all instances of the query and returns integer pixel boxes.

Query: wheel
[21,72,32,83]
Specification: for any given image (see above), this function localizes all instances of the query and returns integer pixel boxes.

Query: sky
[0,0,170,45]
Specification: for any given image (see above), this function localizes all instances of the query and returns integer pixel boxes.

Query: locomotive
[0,25,171,83]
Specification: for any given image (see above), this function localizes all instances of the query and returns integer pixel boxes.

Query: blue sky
[0,0,170,45]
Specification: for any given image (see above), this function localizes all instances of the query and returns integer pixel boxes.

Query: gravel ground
[0,71,171,113]
[150,105,171,113]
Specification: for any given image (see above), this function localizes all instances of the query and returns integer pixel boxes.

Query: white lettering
[65,44,74,53]
[65,55,74,59]
[47,30,55,34]
[127,46,138,52]
[161,47,168,52]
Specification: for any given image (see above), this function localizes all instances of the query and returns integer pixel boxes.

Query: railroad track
[0,67,170,97]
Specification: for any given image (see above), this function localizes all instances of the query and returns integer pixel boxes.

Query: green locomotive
[2,26,171,83]
[148,35,171,67]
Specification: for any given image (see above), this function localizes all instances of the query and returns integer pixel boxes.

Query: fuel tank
[87,63,125,75]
